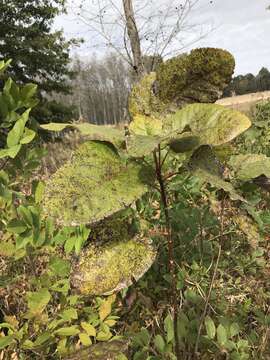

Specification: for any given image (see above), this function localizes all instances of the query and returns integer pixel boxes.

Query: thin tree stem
[194,198,225,357]
[153,147,181,360]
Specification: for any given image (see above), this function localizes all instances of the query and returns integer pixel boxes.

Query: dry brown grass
[216,91,270,113]
[40,131,83,178]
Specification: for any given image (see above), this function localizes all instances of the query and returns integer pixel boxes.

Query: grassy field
[217,91,270,112]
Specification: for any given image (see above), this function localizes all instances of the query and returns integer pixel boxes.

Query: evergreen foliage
[0,0,79,123]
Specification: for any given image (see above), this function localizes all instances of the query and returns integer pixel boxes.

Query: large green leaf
[189,146,244,202]
[229,154,270,181]
[21,83,38,102]
[127,114,172,157]
[41,122,125,150]
[7,219,28,234]
[71,216,156,295]
[43,141,153,226]
[127,103,251,158]
[126,134,162,158]
[165,103,251,149]
[72,236,155,295]
[129,114,163,136]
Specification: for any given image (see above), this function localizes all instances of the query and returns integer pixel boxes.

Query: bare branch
[72,0,212,75]
[122,0,145,77]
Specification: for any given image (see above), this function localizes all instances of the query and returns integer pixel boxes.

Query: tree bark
[122,0,145,79]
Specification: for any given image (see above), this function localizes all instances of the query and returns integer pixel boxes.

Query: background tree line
[53,54,133,125]
[223,67,270,97]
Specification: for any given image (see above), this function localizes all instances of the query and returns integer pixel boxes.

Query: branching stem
[153,146,181,359]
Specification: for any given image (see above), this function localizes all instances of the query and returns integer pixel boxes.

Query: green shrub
[237,100,270,156]
[1,50,270,360]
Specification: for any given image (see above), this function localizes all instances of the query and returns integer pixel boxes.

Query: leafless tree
[70,0,211,78]
[54,53,132,124]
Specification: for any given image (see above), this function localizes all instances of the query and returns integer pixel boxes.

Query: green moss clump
[155,53,189,104]
[188,48,235,87]
[71,216,156,295]
[128,48,235,119]
[156,48,235,104]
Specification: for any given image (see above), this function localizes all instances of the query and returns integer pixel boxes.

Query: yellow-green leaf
[205,316,216,339]
[0,59,11,74]
[43,141,153,226]
[57,338,67,355]
[229,153,270,181]
[54,326,80,336]
[80,322,96,337]
[26,288,51,317]
[41,122,125,150]
[33,332,51,347]
[60,308,78,321]
[20,128,36,145]
[164,314,174,343]
[99,295,116,321]
[0,335,14,349]
[0,145,21,159]
[22,340,34,349]
[165,103,251,147]
[79,332,92,346]
[104,319,117,327]
[34,181,45,204]
[129,115,163,136]
[96,330,112,341]
[217,324,228,346]
[154,334,166,353]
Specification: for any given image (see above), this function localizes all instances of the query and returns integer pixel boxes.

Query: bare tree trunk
[122,0,145,79]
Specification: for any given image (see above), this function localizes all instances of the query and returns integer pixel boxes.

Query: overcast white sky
[55,0,270,75]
